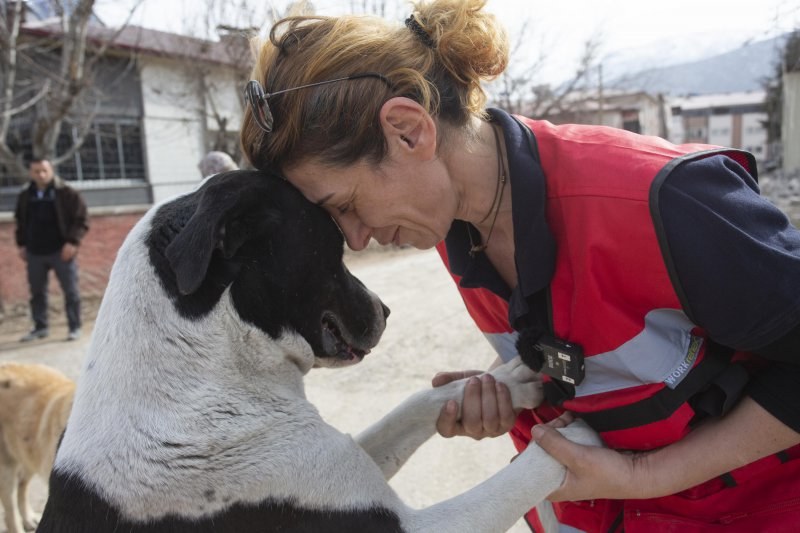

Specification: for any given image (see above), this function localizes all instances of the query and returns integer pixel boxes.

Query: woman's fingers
[431,369,482,388]
[436,400,461,438]
[434,374,519,439]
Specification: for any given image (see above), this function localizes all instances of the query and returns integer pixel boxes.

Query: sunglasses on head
[245,73,393,134]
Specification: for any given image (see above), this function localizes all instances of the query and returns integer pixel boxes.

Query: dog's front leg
[355,381,462,480]
[17,473,40,531]
[400,420,602,533]
[0,462,24,533]
[356,357,542,480]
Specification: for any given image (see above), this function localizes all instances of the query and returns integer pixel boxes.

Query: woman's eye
[337,203,351,215]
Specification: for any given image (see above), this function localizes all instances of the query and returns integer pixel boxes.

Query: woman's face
[285,154,458,251]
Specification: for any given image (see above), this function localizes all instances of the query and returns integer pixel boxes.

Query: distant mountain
[607,33,790,96]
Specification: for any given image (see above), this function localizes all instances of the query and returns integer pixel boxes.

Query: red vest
[436,118,800,532]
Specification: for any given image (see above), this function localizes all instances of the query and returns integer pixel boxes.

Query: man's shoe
[20,328,49,342]
[67,329,81,341]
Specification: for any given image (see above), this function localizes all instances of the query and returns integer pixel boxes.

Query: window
[622,120,641,134]
[57,120,146,182]
[1,118,147,187]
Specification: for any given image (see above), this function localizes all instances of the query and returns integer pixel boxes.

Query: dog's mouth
[320,312,371,365]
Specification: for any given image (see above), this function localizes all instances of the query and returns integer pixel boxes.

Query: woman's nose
[336,215,372,251]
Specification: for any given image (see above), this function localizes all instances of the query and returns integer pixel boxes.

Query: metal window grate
[1,117,146,187]
[56,120,146,182]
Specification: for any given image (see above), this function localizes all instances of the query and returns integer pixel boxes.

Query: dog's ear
[218,212,279,260]
[164,175,280,295]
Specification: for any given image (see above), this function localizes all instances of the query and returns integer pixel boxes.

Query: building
[0,11,251,318]
[783,71,800,175]
[543,90,668,138]
[668,91,768,167]
[0,14,250,210]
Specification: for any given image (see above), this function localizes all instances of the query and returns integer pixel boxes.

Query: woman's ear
[379,97,437,160]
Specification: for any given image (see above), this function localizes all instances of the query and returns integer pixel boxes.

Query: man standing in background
[14,158,88,342]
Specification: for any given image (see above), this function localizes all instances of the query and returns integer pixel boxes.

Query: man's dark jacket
[14,177,89,247]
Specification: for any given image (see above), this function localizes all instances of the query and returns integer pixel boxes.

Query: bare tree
[0,0,142,182]
[157,0,319,161]
[138,0,601,160]
[489,23,603,120]
[347,0,401,19]
[492,19,546,114]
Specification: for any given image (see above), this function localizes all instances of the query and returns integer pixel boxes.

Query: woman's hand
[432,370,517,439]
[532,421,646,501]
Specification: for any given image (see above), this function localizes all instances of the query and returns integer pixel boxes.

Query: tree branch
[50,100,100,168]
[1,80,51,119]
[0,0,23,142]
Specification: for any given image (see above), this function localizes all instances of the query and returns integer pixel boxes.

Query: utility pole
[597,63,604,126]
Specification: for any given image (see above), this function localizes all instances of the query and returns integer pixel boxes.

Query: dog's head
[146,169,388,367]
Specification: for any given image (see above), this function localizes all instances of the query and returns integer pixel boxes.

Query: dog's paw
[488,356,544,410]
[556,419,604,448]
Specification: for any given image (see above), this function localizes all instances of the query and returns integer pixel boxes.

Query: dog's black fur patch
[40,470,404,532]
[146,169,384,357]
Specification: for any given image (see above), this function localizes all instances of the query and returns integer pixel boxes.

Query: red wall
[0,210,146,324]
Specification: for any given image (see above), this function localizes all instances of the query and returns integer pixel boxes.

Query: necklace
[469,124,507,255]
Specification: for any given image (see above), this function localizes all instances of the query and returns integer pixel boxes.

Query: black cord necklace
[469,124,507,256]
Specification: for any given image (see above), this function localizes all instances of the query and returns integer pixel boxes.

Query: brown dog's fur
[0,363,75,533]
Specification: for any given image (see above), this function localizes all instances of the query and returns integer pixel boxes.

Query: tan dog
[0,363,74,533]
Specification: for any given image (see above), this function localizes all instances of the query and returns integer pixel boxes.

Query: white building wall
[139,59,245,204]
[648,103,662,137]
[741,112,768,162]
[600,111,622,129]
[708,115,733,147]
[784,71,800,174]
[667,104,685,144]
[140,58,206,204]
[205,67,244,134]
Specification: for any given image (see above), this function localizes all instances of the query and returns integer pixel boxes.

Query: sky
[94,0,799,84]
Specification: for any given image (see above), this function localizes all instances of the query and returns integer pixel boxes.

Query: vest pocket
[623,455,800,532]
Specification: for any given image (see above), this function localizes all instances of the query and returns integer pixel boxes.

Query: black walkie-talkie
[534,334,585,386]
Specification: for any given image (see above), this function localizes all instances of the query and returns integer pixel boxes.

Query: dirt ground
[0,246,531,532]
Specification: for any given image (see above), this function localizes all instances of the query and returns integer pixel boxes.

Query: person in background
[198,151,238,178]
[239,1,800,531]
[15,158,88,342]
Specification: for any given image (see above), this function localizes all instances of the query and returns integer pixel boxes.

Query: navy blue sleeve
[659,155,800,431]
[659,155,800,351]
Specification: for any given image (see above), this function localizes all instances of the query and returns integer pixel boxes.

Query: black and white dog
[38,170,600,532]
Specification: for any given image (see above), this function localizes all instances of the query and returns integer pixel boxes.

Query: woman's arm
[534,396,800,501]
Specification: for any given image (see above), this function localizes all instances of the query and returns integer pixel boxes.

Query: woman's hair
[240,0,508,171]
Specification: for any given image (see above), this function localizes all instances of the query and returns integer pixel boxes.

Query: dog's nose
[381,303,391,320]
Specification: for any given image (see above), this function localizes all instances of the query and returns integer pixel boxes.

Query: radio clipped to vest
[515,327,585,389]
[535,334,585,385]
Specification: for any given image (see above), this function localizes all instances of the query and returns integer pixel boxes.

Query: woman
[240,1,800,530]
